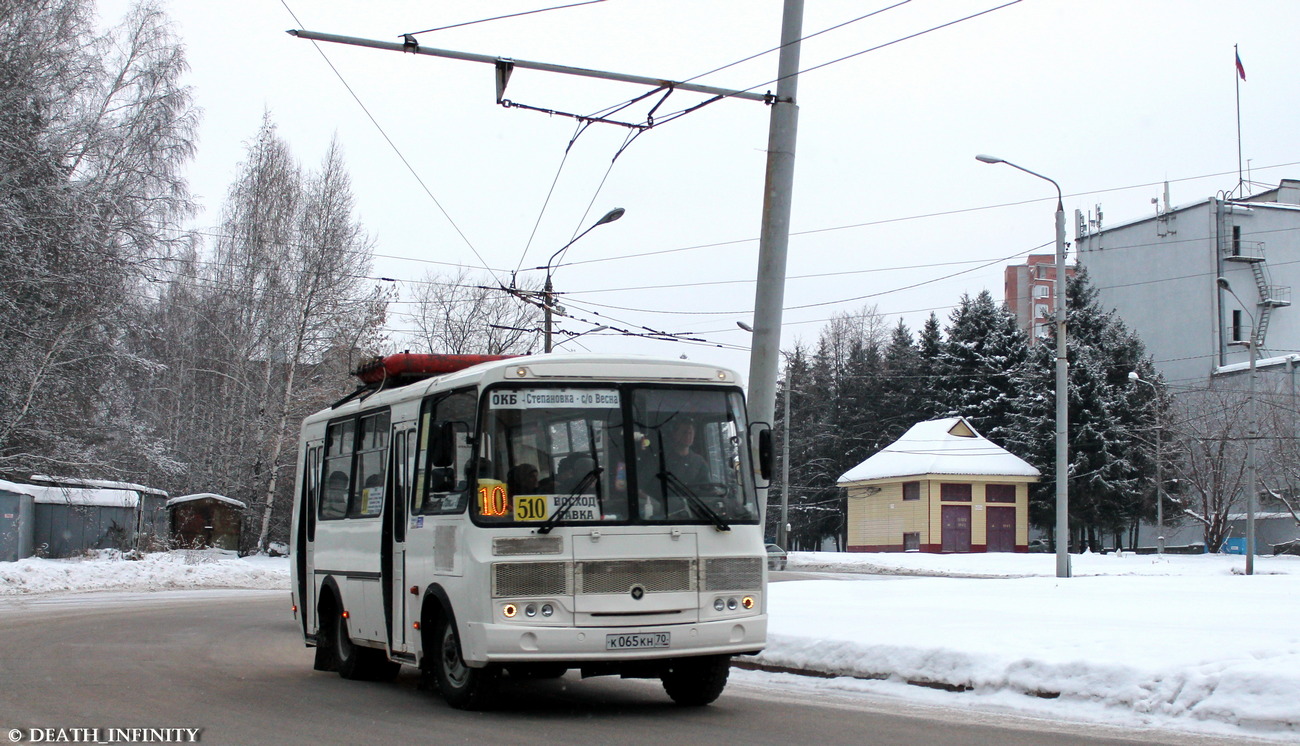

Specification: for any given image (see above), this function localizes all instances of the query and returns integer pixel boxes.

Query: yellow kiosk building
[838,417,1039,553]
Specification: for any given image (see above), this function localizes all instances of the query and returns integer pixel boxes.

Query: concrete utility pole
[746,0,804,442]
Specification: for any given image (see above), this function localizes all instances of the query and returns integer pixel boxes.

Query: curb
[732,658,1061,698]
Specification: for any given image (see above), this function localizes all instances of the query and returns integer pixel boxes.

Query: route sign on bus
[488,389,619,410]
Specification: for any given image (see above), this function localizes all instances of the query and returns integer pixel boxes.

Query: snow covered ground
[1,549,1297,741]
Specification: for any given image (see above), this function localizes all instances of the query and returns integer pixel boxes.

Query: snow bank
[0,550,289,595]
[753,551,1300,737]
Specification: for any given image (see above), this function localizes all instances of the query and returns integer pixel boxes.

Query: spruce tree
[1003,267,1164,547]
[938,291,1030,445]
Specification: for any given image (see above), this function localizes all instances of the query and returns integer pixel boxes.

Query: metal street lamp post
[1216,276,1258,575]
[1128,371,1165,555]
[976,155,1070,578]
[541,208,625,352]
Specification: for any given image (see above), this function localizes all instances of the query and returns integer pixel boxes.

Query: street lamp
[977,154,1071,578]
[1216,276,1258,575]
[1128,371,1165,556]
[540,207,625,352]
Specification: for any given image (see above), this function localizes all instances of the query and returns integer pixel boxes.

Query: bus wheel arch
[420,586,499,710]
[317,577,399,682]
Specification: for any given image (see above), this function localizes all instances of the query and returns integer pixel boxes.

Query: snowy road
[0,591,1264,746]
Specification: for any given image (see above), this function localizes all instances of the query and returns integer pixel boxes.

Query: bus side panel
[314,517,385,645]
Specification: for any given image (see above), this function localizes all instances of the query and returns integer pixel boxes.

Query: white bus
[290,353,772,709]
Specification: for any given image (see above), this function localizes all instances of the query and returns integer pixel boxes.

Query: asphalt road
[0,591,1263,746]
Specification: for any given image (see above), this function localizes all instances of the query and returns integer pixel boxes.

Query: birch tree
[0,0,196,479]
[408,269,541,355]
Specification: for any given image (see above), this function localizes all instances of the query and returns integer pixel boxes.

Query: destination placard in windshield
[488,388,619,410]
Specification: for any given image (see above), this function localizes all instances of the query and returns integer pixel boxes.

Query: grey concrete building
[1078,179,1300,388]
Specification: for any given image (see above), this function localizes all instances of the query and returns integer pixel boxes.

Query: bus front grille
[576,559,696,594]
[492,557,756,598]
[492,561,572,598]
[701,557,763,591]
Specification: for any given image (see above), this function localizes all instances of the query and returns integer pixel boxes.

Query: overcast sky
[97,0,1300,374]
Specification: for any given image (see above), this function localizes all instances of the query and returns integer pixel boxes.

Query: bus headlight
[503,603,518,618]
[541,604,554,617]
[525,603,537,617]
[741,596,755,610]
[713,598,726,612]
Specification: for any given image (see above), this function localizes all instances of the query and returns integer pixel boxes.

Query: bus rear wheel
[661,654,731,706]
[433,618,498,709]
[334,611,400,682]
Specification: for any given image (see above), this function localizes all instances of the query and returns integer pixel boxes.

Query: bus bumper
[463,615,767,665]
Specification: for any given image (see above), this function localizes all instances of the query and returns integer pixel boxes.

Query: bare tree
[1170,389,1251,552]
[137,120,384,551]
[252,136,381,552]
[407,268,541,355]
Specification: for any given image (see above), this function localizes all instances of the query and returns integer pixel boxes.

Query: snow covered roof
[30,474,168,497]
[166,493,247,509]
[0,479,36,497]
[0,479,140,507]
[838,417,1040,484]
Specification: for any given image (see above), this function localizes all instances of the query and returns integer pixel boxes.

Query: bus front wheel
[662,655,731,706]
[433,618,498,709]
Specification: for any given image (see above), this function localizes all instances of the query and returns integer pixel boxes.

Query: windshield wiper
[660,470,730,532]
[537,467,602,534]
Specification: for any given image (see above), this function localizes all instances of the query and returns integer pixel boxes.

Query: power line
[277,0,503,287]
[557,241,1048,316]
[403,1,606,37]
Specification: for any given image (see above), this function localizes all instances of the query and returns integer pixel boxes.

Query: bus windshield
[474,385,758,527]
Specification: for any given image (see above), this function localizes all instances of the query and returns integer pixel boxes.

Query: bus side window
[320,420,354,519]
[420,389,476,515]
[305,445,322,540]
[350,411,390,518]
[412,411,431,515]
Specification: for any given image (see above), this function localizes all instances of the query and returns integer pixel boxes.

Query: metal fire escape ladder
[1223,238,1291,347]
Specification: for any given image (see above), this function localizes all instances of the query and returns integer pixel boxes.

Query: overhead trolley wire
[278,0,504,287]
[644,0,1024,128]
[402,1,607,37]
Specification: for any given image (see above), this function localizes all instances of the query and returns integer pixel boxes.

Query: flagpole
[1235,43,1243,196]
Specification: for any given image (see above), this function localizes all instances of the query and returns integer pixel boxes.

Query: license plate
[605,632,670,650]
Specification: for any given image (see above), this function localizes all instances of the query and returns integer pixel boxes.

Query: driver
[663,418,708,485]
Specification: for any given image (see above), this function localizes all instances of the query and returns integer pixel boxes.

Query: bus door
[296,441,323,638]
[382,422,417,654]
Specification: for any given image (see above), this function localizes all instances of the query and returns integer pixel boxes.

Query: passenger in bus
[555,454,597,494]
[508,463,540,495]
[323,471,349,518]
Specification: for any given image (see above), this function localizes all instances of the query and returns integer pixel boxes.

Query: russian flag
[1236,51,1246,81]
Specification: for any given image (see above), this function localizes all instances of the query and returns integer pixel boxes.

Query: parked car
[1028,539,1051,553]
[766,543,787,570]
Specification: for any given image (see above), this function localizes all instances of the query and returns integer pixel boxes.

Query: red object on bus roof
[353,353,517,384]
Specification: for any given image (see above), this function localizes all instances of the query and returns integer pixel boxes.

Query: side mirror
[749,422,773,487]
